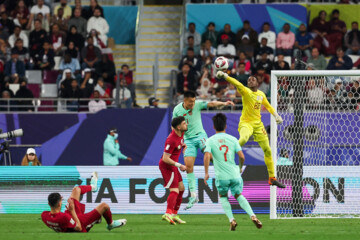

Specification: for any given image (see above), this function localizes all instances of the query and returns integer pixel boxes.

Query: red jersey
[159,130,184,168]
[41,211,76,232]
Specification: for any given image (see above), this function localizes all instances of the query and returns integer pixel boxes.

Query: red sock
[103,209,113,225]
[166,191,178,214]
[173,191,184,215]
[78,185,92,194]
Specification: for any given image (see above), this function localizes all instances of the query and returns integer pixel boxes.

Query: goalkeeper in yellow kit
[216,71,285,188]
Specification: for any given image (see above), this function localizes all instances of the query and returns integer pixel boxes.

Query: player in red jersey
[159,116,188,225]
[41,172,127,232]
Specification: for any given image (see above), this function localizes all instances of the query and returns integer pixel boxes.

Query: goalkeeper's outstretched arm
[216,71,247,95]
[262,97,283,124]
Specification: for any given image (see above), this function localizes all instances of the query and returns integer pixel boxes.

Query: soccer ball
[214,56,229,71]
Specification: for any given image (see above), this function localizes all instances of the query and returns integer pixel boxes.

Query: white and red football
[214,56,229,71]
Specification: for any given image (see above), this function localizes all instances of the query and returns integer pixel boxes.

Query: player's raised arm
[262,96,283,124]
[207,100,234,108]
[216,71,247,95]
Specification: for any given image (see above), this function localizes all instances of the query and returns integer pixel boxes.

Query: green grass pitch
[0,214,357,240]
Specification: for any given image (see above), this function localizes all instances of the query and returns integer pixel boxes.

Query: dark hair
[212,113,227,131]
[263,22,270,26]
[121,64,129,69]
[94,6,102,12]
[332,9,340,15]
[171,116,185,129]
[34,19,42,24]
[184,90,196,98]
[208,22,215,27]
[187,36,194,40]
[48,193,62,208]
[238,62,245,67]
[352,21,358,25]
[189,22,195,27]
[243,20,250,25]
[15,38,23,43]
[283,23,290,27]
[14,25,21,30]
[187,47,194,52]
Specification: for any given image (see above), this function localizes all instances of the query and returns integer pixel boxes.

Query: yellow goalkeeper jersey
[225,76,275,124]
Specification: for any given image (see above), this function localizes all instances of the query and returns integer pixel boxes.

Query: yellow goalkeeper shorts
[238,122,268,143]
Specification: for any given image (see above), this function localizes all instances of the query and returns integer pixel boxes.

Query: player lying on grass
[216,71,285,188]
[41,172,126,232]
[159,116,188,225]
[172,90,234,210]
[204,113,262,231]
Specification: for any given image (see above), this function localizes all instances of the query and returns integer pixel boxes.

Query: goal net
[270,70,360,219]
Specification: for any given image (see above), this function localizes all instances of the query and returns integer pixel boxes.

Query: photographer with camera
[21,148,41,166]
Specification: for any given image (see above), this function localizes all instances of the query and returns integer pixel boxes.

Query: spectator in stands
[254,52,273,74]
[11,0,29,30]
[310,10,330,55]
[15,80,34,111]
[61,78,83,111]
[256,37,273,59]
[0,40,10,62]
[327,48,353,70]
[200,39,216,61]
[4,50,26,83]
[184,22,201,48]
[258,22,276,51]
[327,9,347,56]
[119,64,138,107]
[217,34,236,65]
[276,23,295,56]
[183,36,200,56]
[307,47,327,70]
[93,77,111,101]
[87,7,109,46]
[147,97,159,108]
[114,78,132,109]
[54,0,72,20]
[21,148,41,166]
[344,91,357,110]
[178,47,201,74]
[81,36,101,69]
[293,23,313,58]
[80,68,95,97]
[27,0,50,30]
[333,78,344,98]
[65,41,79,59]
[201,22,218,47]
[176,63,196,95]
[35,41,55,70]
[236,20,258,49]
[8,26,29,48]
[345,21,360,55]
[29,19,47,59]
[59,69,74,89]
[233,51,251,74]
[66,25,85,53]
[254,67,270,96]
[12,39,31,69]
[73,0,88,19]
[0,81,15,97]
[84,0,104,20]
[0,90,13,112]
[103,127,132,166]
[0,23,9,41]
[59,52,81,81]
[68,8,87,38]
[217,23,236,46]
[0,11,15,35]
[95,55,115,86]
[307,78,324,110]
[197,68,213,99]
[230,62,250,87]
[274,54,290,70]
[32,12,49,32]
[49,23,66,56]
[88,90,106,113]
[51,7,68,33]
[237,35,254,59]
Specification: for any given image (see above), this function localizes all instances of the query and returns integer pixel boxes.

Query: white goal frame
[270,70,360,219]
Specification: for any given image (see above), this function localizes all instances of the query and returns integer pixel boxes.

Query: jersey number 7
[219,145,229,162]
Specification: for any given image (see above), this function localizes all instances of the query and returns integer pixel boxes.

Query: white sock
[190,192,196,198]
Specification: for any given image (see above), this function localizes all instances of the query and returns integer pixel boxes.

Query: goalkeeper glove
[216,71,228,79]
[273,113,283,124]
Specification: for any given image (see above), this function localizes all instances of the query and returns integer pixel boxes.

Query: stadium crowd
[0,0,137,112]
[178,9,360,111]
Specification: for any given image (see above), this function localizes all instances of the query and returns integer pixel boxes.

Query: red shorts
[159,162,183,189]
[66,198,101,232]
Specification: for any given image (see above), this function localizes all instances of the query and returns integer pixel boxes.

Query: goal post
[270,70,360,219]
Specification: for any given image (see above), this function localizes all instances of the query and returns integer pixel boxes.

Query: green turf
[0,214,357,240]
